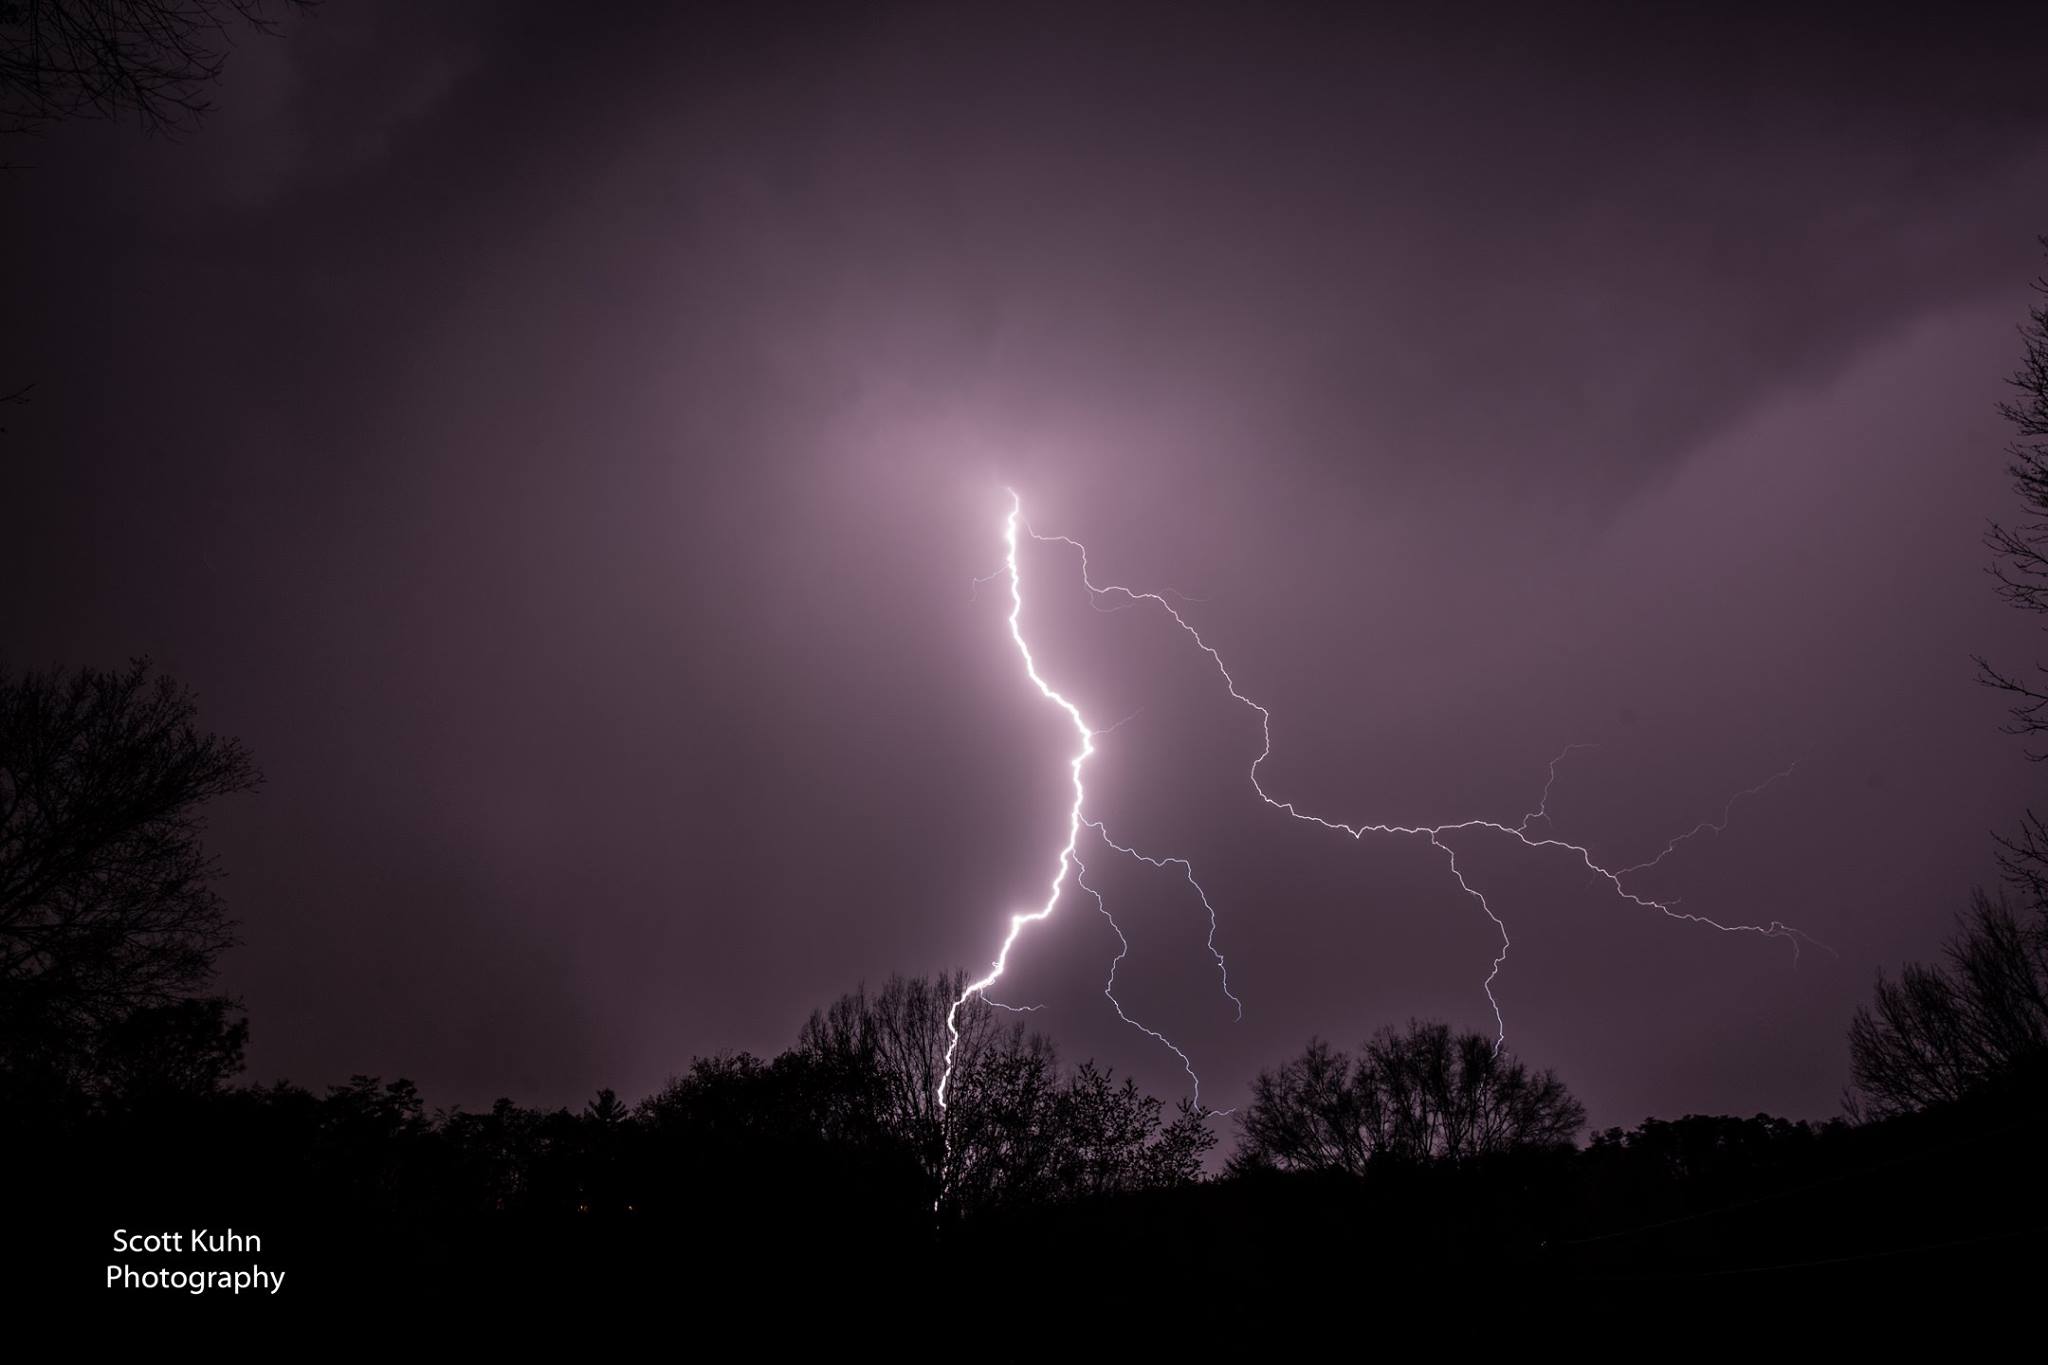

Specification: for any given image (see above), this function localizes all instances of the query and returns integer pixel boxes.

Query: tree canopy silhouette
[793,971,1213,1212]
[0,659,259,1100]
[1231,1019,1586,1175]
[1847,238,2048,1121]
[1847,890,2048,1118]
[798,970,1068,1210]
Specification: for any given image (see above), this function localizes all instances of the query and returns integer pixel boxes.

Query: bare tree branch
[0,0,314,137]
[0,658,260,1092]
[1846,891,2048,1118]
[1230,1019,1586,1175]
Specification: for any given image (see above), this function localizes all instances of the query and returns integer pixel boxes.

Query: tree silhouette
[1889,279,2048,1117]
[1049,1061,1215,1198]
[1232,1019,1586,1175]
[1976,237,2048,905]
[795,970,1048,1208]
[0,659,259,1099]
[91,993,247,1101]
[1847,890,2048,1118]
[584,1087,632,1127]
[0,0,312,136]
[795,972,1213,1212]
[441,1097,544,1212]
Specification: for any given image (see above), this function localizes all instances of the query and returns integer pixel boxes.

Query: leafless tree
[1834,241,2048,1122]
[797,972,1053,1209]
[1,0,311,136]
[1977,239,2048,904]
[1846,891,2048,1119]
[1231,1019,1586,1174]
[0,659,259,1087]
[796,972,1213,1212]
[1048,1062,1214,1198]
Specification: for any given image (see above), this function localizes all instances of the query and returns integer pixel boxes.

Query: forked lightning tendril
[938,489,1819,1145]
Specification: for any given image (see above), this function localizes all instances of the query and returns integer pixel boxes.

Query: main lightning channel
[938,492,1091,1109]
[940,491,1229,1119]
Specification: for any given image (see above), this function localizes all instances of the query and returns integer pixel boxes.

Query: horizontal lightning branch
[939,489,1823,1172]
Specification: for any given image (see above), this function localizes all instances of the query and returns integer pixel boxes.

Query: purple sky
[6,3,2048,1130]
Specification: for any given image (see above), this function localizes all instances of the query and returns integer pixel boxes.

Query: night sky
[7,2,2048,1133]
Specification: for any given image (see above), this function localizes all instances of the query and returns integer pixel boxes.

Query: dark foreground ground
[10,1082,2043,1313]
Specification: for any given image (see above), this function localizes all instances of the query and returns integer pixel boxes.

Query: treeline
[11,972,1223,1297]
[15,970,2045,1300]
[8,661,2048,1301]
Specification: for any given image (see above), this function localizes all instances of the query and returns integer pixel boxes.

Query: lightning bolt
[939,492,1224,1122]
[940,489,1822,1140]
[937,492,1100,1112]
